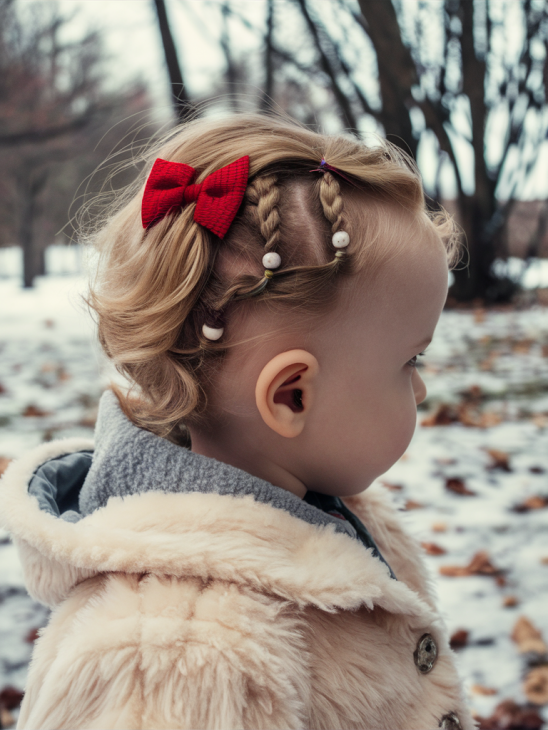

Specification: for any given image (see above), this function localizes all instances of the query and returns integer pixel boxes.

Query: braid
[246,174,281,252]
[319,171,344,233]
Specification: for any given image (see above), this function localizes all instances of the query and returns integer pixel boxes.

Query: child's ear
[255,349,319,438]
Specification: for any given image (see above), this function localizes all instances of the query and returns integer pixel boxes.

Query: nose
[413,369,427,406]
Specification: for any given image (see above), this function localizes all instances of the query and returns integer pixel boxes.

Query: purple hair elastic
[309,157,360,188]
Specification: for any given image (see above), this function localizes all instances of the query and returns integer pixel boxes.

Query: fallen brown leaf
[421,403,459,427]
[485,448,512,472]
[503,595,519,608]
[380,481,403,491]
[0,709,14,729]
[449,629,469,649]
[22,404,51,418]
[445,477,476,496]
[476,699,544,730]
[524,666,548,705]
[512,339,534,355]
[26,628,40,643]
[421,541,447,556]
[0,686,24,710]
[542,557,548,566]
[479,411,504,427]
[530,466,546,474]
[440,550,501,578]
[432,521,447,533]
[0,457,12,477]
[511,616,547,654]
[513,495,548,512]
[404,500,424,510]
[472,684,498,696]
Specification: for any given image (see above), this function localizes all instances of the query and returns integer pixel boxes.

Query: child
[1,112,473,730]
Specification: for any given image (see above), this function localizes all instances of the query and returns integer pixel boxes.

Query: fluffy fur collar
[1,437,435,625]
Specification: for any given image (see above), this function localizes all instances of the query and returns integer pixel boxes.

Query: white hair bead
[202,324,224,341]
[332,231,350,248]
[262,252,282,269]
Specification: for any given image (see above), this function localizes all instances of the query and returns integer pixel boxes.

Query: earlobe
[255,349,319,438]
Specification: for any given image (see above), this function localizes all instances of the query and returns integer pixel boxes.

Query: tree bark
[20,170,48,289]
[260,0,275,111]
[355,0,417,157]
[153,0,190,122]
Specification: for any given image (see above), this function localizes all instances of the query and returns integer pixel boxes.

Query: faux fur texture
[0,438,476,730]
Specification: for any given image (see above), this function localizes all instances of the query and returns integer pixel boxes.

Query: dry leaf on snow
[22,404,51,418]
[0,457,12,477]
[485,448,512,472]
[513,495,548,512]
[524,666,548,705]
[432,521,447,533]
[421,542,447,556]
[511,616,547,655]
[445,477,476,496]
[404,500,424,510]
[449,629,469,650]
[472,684,498,696]
[476,699,544,729]
[440,550,501,578]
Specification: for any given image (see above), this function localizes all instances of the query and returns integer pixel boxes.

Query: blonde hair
[84,111,459,441]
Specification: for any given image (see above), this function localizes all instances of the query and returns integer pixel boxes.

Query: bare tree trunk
[19,169,48,289]
[153,0,190,122]
[356,0,417,157]
[449,0,500,301]
[220,3,239,111]
[260,0,275,111]
[295,0,360,135]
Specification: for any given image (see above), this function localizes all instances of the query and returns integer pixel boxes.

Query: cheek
[359,372,418,464]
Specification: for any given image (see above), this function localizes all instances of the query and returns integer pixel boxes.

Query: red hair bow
[141,155,249,238]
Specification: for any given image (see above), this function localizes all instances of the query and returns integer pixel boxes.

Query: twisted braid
[246,174,281,253]
[319,171,344,233]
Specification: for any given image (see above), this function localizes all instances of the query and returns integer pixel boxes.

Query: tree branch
[294,0,360,135]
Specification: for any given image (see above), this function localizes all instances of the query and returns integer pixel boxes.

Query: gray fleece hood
[27,389,395,577]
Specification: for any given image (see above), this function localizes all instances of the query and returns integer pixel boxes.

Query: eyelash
[407,351,426,368]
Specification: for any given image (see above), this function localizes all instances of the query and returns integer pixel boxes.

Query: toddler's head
[87,112,458,498]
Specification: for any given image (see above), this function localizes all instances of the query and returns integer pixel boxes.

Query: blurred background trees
[0,0,152,287]
[1,0,548,301]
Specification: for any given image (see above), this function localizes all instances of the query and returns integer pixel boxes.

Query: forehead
[338,215,448,344]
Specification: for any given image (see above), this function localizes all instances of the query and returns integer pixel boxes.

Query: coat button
[413,633,438,673]
[439,712,461,729]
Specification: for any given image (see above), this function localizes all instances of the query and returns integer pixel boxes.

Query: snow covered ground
[0,256,547,727]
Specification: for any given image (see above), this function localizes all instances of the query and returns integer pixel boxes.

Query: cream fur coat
[1,397,475,730]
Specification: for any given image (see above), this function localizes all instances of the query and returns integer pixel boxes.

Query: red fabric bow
[141,155,249,238]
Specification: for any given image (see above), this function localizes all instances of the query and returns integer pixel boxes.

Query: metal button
[413,632,438,673]
[439,712,462,729]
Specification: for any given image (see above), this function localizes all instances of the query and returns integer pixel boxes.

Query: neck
[188,429,307,499]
